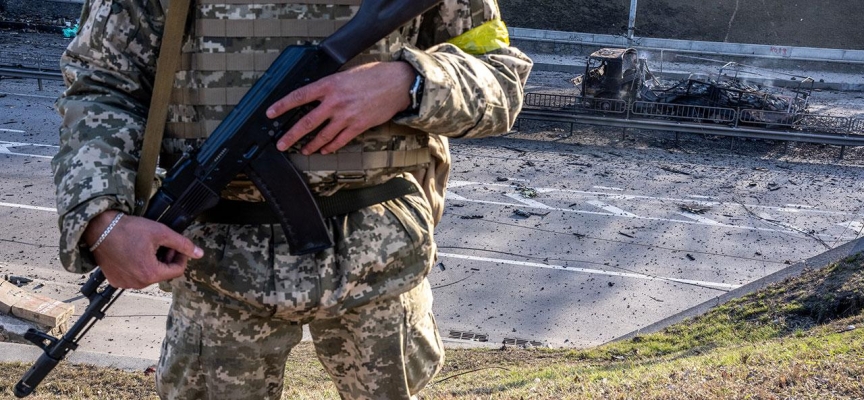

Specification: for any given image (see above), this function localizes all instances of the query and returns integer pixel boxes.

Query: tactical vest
[161,0,431,200]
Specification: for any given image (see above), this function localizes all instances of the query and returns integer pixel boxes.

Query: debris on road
[679,204,711,214]
[660,166,691,175]
[515,184,538,198]
[513,209,551,218]
[460,215,484,220]
[4,275,33,287]
[514,209,532,218]
[0,280,75,344]
[686,254,696,261]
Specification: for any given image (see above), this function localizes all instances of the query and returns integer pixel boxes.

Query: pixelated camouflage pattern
[164,1,426,200]
[53,0,531,274]
[310,279,444,399]
[158,277,441,399]
[53,0,529,397]
[157,189,439,398]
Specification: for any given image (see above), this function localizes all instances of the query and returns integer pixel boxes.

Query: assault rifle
[14,0,441,396]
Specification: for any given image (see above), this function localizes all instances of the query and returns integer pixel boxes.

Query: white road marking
[835,220,864,232]
[438,252,741,290]
[0,140,58,159]
[586,200,638,218]
[0,128,26,133]
[448,179,860,217]
[678,212,725,226]
[593,186,624,191]
[0,202,54,212]
[504,194,555,209]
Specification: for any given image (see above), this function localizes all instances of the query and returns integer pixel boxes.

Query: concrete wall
[511,28,864,65]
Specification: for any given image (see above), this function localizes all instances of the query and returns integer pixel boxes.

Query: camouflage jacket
[52,0,533,274]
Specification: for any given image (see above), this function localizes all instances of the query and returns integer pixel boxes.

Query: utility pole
[627,0,638,44]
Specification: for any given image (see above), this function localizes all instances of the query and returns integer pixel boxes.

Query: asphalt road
[1,75,863,362]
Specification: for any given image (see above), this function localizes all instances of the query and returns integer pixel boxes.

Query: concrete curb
[0,342,157,372]
[611,237,864,343]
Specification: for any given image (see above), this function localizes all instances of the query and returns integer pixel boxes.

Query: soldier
[52,0,532,398]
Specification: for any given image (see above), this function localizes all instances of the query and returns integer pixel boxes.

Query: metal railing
[520,92,864,147]
[632,102,737,124]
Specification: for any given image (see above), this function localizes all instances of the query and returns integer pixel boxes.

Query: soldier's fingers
[266,81,323,119]
[300,118,349,155]
[158,253,189,280]
[319,125,364,155]
[276,105,332,152]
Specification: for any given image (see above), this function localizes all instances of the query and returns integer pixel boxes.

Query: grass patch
[2,254,864,399]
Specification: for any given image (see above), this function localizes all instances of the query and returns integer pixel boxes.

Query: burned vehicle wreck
[571,48,814,127]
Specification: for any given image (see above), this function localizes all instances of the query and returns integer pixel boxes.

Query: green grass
[2,254,864,399]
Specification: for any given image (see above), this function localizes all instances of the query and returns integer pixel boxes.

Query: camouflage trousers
[155,189,445,399]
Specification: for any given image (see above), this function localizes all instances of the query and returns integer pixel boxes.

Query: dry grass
[2,254,864,399]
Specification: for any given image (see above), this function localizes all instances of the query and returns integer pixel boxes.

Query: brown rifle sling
[134,0,192,215]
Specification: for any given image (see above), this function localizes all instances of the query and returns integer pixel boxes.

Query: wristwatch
[406,71,425,113]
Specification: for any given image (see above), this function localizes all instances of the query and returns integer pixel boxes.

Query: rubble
[0,280,74,344]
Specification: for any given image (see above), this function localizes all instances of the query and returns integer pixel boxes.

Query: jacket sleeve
[393,0,533,139]
[51,0,164,273]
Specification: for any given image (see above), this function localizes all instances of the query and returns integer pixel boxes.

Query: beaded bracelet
[89,212,124,252]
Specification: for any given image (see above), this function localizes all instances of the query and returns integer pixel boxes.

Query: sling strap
[134,0,192,215]
[198,177,419,224]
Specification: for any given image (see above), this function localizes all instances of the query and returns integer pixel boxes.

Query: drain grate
[448,330,489,342]
[503,337,545,348]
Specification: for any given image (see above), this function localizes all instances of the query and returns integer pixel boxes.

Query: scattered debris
[4,275,33,287]
[568,162,593,167]
[502,146,526,154]
[496,177,509,182]
[660,166,691,175]
[618,232,634,238]
[144,366,157,376]
[0,281,75,343]
[679,204,711,214]
[608,282,615,287]
[686,254,696,261]
[768,182,783,191]
[436,262,446,272]
[460,215,484,220]
[513,209,532,218]
[515,185,538,198]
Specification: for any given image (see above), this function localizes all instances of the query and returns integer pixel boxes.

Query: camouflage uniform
[52,0,531,398]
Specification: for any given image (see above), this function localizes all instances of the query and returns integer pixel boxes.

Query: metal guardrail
[852,119,864,136]
[521,92,864,147]
[0,67,63,81]
[0,51,61,70]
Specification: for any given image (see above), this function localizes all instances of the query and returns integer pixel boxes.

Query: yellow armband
[447,19,510,55]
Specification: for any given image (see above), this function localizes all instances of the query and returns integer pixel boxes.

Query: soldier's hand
[268,61,415,155]
[83,211,204,289]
